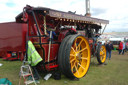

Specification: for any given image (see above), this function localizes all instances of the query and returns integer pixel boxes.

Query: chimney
[85,0,91,17]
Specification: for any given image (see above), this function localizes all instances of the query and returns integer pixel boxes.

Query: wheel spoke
[102,53,105,56]
[102,56,104,59]
[100,49,103,52]
[74,64,79,75]
[102,56,104,60]
[81,57,88,60]
[100,55,104,57]
[100,49,103,51]
[100,53,104,56]
[100,57,102,60]
[70,58,76,63]
[77,39,83,50]
[71,65,74,72]
[100,53,103,56]
[100,48,104,53]
[71,67,74,73]
[78,47,87,53]
[78,63,85,70]
[70,54,75,60]
[100,54,103,56]
[100,51,105,56]
[70,54,75,57]
[71,61,76,72]
[71,47,75,53]
[100,50,105,56]
[76,61,79,69]
[101,56,103,60]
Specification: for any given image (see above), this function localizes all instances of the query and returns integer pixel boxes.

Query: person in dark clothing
[106,41,113,60]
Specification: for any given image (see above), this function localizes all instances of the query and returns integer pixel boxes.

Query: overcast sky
[0,0,128,32]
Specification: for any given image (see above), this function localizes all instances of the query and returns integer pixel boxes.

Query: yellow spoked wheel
[96,45,106,64]
[70,36,91,78]
[58,35,91,79]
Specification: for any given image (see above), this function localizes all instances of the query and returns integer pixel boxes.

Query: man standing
[122,42,125,55]
[119,41,123,55]
[106,41,113,60]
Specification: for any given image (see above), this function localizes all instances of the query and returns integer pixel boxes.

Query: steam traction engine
[1,5,109,79]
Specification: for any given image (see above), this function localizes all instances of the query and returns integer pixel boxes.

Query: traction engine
[0,5,109,79]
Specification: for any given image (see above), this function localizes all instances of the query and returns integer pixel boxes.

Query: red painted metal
[49,65,58,69]
[0,22,27,60]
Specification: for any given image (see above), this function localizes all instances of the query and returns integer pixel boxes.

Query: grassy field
[0,51,128,85]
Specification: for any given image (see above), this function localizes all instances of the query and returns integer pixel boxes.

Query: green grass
[0,51,128,85]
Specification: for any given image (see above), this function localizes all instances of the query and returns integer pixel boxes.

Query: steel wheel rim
[100,45,106,63]
[70,36,90,78]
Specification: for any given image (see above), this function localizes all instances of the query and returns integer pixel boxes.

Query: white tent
[109,38,124,41]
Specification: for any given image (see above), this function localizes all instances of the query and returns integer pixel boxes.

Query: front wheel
[58,35,91,79]
[96,45,106,64]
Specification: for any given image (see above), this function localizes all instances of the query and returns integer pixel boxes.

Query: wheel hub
[75,53,81,60]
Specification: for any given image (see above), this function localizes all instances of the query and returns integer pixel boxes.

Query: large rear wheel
[58,35,91,79]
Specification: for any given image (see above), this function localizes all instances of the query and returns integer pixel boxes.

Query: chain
[43,16,47,35]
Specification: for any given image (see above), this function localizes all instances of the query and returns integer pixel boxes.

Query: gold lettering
[51,11,62,17]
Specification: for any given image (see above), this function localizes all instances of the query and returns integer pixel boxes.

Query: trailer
[0,5,109,79]
[0,22,27,60]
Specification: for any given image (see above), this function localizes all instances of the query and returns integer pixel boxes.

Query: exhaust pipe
[85,0,91,17]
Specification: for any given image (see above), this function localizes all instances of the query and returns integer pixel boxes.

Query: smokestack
[85,0,91,17]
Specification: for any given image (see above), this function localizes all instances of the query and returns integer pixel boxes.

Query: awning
[16,6,109,24]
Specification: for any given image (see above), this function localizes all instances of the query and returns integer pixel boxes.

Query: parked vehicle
[0,5,109,79]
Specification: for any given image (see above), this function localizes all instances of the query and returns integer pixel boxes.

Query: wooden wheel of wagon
[58,34,91,79]
[96,45,106,64]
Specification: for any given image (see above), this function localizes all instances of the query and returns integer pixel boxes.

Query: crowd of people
[105,41,127,60]
[118,41,126,55]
